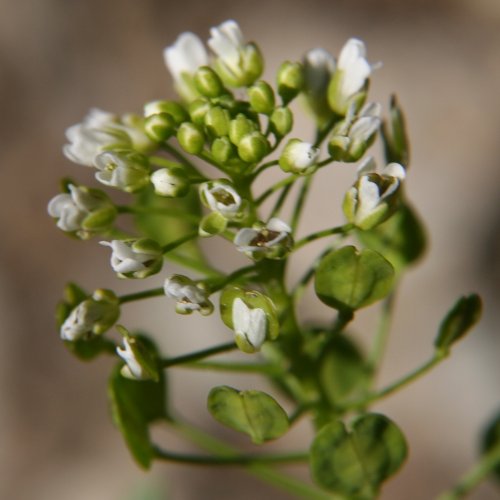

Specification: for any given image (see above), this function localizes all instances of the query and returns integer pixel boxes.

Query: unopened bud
[204,106,230,138]
[229,114,258,146]
[248,81,275,115]
[237,132,270,164]
[151,167,190,197]
[277,61,304,104]
[144,100,189,125]
[194,66,225,98]
[177,122,205,154]
[270,107,293,137]
[144,113,176,142]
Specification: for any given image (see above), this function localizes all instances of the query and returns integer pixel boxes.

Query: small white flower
[164,275,213,315]
[344,156,406,230]
[47,184,116,238]
[151,168,189,197]
[279,139,319,174]
[235,218,293,259]
[337,38,373,100]
[100,239,163,279]
[116,337,145,379]
[232,298,267,352]
[63,108,131,167]
[94,150,150,192]
[60,290,119,341]
[200,180,243,219]
[164,32,209,101]
[208,20,262,87]
[208,20,244,75]
[348,102,382,143]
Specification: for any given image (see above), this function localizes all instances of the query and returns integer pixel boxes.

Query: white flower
[232,298,267,352]
[60,290,119,341]
[116,337,146,379]
[279,139,319,174]
[348,102,381,143]
[94,150,150,192]
[100,239,163,279]
[235,218,293,259]
[208,20,262,87]
[63,109,131,166]
[199,180,243,219]
[47,184,116,238]
[164,275,213,315]
[337,38,373,100]
[303,48,336,95]
[208,20,244,75]
[343,157,406,230]
[151,168,190,197]
[164,32,209,101]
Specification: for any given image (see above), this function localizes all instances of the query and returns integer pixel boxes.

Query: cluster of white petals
[232,298,267,351]
[164,275,213,315]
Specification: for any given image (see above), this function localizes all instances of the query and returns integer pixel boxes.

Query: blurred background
[1,0,500,498]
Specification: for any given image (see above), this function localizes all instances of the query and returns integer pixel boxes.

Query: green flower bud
[48,184,117,239]
[199,211,228,237]
[100,238,164,279]
[143,100,189,125]
[94,150,151,193]
[248,81,275,115]
[270,107,293,137]
[177,122,205,154]
[204,106,230,138]
[277,61,304,104]
[279,139,319,175]
[60,289,120,341]
[211,136,236,164]
[194,66,225,98]
[188,98,212,126]
[144,113,176,142]
[151,167,190,197]
[237,132,270,164]
[229,114,258,146]
[343,157,406,230]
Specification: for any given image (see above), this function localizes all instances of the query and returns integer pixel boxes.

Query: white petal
[246,307,267,349]
[356,156,377,177]
[47,194,72,217]
[267,218,291,233]
[232,298,250,333]
[234,228,259,248]
[164,32,208,81]
[383,162,406,180]
[338,38,366,70]
[288,141,319,169]
[350,116,380,142]
[356,176,381,222]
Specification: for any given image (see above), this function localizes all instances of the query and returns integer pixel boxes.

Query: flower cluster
[46,20,471,500]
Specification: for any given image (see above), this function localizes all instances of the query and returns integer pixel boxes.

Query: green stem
[368,292,396,374]
[252,159,279,179]
[184,360,278,374]
[119,287,164,304]
[314,115,339,147]
[162,232,199,253]
[341,351,447,411]
[149,155,182,169]
[290,175,312,234]
[269,183,293,219]
[437,444,500,500]
[256,174,298,206]
[160,341,237,368]
[294,224,353,251]
[205,265,257,293]
[165,252,222,277]
[116,205,200,223]
[171,419,331,500]
[153,446,308,465]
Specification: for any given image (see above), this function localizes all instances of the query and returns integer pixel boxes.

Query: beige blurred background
[1,0,500,498]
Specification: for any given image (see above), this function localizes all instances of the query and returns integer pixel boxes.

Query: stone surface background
[1,0,500,498]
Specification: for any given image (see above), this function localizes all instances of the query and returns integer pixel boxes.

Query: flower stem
[294,224,353,251]
[437,443,500,500]
[341,351,447,411]
[119,288,164,304]
[160,341,237,368]
[153,446,308,466]
[163,143,205,178]
[162,232,199,253]
[269,182,293,219]
[184,360,278,374]
[256,174,298,206]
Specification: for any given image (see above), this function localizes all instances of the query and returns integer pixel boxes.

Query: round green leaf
[314,246,395,312]
[434,294,482,353]
[310,414,407,496]
[356,202,426,272]
[207,386,289,444]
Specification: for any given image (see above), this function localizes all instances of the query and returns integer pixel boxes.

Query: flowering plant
[49,19,499,499]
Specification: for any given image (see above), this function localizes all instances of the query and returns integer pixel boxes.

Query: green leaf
[356,202,426,273]
[481,410,500,481]
[207,386,289,444]
[310,414,407,497]
[434,294,482,352]
[314,246,395,312]
[108,336,168,469]
[320,334,370,405]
